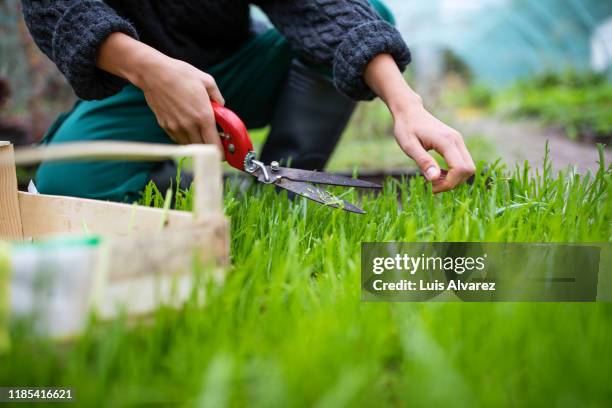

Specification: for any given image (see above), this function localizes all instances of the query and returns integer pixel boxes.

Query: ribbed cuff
[333,20,411,101]
[52,0,139,100]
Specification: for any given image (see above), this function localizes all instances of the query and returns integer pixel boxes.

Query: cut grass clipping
[1,147,611,407]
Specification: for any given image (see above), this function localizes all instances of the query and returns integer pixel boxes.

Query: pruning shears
[211,101,381,214]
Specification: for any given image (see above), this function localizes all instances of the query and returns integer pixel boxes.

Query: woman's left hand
[364,54,475,193]
[392,101,475,193]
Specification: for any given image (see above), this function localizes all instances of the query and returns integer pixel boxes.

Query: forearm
[96,32,165,89]
[364,54,422,117]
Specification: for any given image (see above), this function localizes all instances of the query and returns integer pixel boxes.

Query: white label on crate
[10,246,97,337]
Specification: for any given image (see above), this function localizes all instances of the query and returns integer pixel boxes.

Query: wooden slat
[193,149,223,220]
[94,216,229,319]
[105,215,229,281]
[11,141,217,165]
[18,192,197,240]
[0,142,23,240]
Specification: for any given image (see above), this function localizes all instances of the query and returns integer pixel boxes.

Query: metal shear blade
[275,178,366,214]
[254,165,382,189]
[252,165,381,214]
[272,167,382,189]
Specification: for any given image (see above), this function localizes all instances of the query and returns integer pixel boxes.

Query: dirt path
[456,116,611,174]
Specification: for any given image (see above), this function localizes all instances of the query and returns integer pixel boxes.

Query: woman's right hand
[135,56,225,151]
[96,33,225,152]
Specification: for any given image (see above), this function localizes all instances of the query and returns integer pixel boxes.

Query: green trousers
[36,0,394,202]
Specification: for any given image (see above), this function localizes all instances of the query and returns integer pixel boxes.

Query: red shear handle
[210,100,254,171]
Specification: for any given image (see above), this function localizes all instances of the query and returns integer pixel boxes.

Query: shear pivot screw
[270,161,280,171]
[228,143,235,153]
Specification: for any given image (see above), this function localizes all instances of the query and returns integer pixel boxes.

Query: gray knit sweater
[21,0,411,101]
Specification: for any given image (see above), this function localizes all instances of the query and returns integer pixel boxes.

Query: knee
[368,0,396,25]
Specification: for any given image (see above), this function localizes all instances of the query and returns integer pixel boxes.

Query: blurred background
[1,0,611,176]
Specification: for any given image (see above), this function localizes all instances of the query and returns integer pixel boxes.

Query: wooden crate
[0,141,228,337]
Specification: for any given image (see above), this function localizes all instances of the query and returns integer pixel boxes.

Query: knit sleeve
[21,0,139,100]
[255,0,411,100]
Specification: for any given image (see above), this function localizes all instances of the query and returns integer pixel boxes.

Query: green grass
[1,148,611,407]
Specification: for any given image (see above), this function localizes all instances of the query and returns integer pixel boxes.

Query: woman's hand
[392,101,475,193]
[134,57,225,150]
[96,33,224,152]
[365,54,475,193]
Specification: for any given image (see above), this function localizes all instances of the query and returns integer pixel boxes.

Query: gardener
[22,0,475,202]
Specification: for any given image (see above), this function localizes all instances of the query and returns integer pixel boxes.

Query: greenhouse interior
[0,0,611,406]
